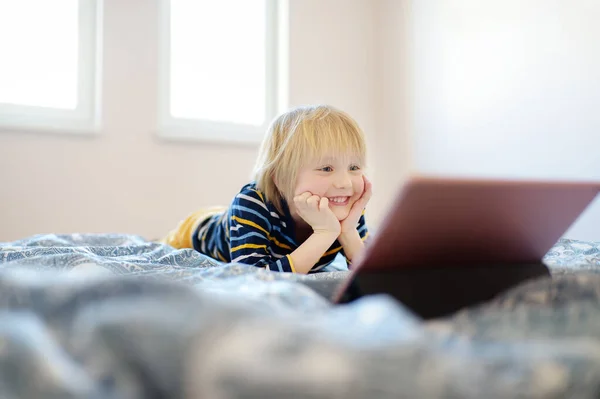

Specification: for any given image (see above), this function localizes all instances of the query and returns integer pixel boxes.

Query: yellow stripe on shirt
[231,216,269,235]
[216,249,227,262]
[324,246,342,256]
[270,236,292,250]
[232,216,291,250]
[286,254,296,273]
[253,190,265,203]
[231,243,268,253]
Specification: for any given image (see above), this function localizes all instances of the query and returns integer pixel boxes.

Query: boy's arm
[229,218,336,274]
[339,213,369,266]
[230,216,337,274]
[338,229,364,264]
[229,190,335,274]
[338,176,372,266]
[289,193,343,273]
[289,231,339,274]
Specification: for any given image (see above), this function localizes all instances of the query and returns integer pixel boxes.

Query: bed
[1,233,600,398]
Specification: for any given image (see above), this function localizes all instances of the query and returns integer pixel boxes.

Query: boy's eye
[319,166,333,172]
[349,164,361,171]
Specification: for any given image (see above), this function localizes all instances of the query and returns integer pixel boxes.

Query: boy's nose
[334,172,352,189]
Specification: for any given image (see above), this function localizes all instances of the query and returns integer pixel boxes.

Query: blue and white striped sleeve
[357,211,370,242]
[228,190,296,273]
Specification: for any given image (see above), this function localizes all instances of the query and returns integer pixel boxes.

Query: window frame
[0,0,102,135]
[156,0,281,145]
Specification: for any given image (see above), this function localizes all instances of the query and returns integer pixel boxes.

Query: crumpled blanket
[0,234,599,399]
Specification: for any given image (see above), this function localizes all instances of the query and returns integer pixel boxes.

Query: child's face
[291,153,365,222]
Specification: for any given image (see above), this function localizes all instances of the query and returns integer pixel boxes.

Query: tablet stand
[335,262,551,320]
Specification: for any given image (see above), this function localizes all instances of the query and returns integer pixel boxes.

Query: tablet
[354,176,600,270]
[332,176,600,315]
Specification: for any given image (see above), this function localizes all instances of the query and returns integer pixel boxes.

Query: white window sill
[0,114,101,137]
[156,119,266,146]
[0,124,100,137]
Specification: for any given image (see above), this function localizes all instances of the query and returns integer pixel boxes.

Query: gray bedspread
[1,234,600,399]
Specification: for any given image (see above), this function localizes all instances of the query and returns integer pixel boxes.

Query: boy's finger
[319,197,329,211]
[306,195,320,209]
[293,192,311,204]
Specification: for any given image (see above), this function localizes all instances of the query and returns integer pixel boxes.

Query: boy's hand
[340,175,373,234]
[293,193,341,235]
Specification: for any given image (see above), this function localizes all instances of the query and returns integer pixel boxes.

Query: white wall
[400,0,600,240]
[0,0,383,241]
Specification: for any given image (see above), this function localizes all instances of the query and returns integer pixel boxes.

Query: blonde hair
[253,104,367,214]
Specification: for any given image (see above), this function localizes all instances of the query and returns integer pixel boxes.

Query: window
[158,0,282,144]
[0,0,101,134]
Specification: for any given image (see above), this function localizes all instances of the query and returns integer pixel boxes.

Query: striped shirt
[191,183,369,273]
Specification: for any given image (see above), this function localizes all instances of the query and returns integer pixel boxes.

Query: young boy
[162,104,372,274]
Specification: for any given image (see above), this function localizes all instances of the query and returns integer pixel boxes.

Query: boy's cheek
[293,190,319,200]
[293,184,326,198]
[354,178,365,195]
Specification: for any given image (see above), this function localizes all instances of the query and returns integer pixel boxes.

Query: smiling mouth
[327,196,350,206]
